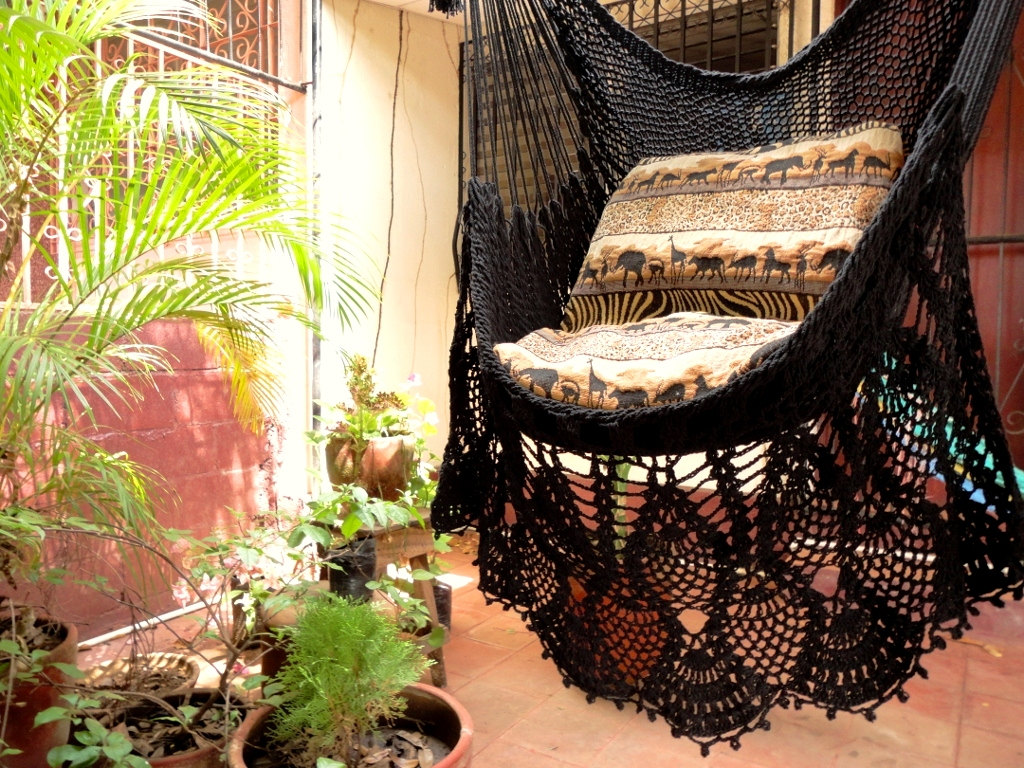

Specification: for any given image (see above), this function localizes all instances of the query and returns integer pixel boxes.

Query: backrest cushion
[561,122,904,333]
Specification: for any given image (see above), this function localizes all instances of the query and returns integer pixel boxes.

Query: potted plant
[227,592,472,768]
[53,515,314,768]
[0,600,79,768]
[314,356,438,501]
[0,0,373,762]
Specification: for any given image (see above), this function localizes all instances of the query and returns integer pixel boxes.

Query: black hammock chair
[430,0,1024,753]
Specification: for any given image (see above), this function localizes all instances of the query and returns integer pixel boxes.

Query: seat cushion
[561,121,904,333]
[495,311,797,409]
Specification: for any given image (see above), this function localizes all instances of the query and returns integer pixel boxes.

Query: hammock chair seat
[496,309,799,409]
[495,120,905,410]
[432,0,1024,754]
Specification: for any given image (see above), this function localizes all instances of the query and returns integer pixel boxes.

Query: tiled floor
[435,535,1024,768]
[79,532,1024,768]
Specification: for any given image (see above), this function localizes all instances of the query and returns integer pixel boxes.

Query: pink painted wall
[29,319,282,640]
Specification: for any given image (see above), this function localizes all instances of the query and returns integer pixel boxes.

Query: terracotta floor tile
[907,642,969,696]
[450,678,549,754]
[465,612,535,651]
[448,605,493,636]
[475,641,566,696]
[956,725,1024,768]
[720,706,851,768]
[592,709,738,768]
[443,634,517,678]
[436,667,472,692]
[830,697,959,766]
[499,685,634,762]
[964,643,1024,704]
[591,728,713,767]
[962,692,1024,737]
[899,667,966,724]
[962,598,1024,642]
[833,748,952,768]
[473,738,590,768]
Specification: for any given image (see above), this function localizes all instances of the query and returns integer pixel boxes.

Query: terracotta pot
[227,682,473,768]
[325,434,416,501]
[0,616,79,768]
[122,689,238,768]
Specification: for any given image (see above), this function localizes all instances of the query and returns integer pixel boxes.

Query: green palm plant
[0,0,374,586]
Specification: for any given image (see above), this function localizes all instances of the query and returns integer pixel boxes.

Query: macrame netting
[431,0,1024,753]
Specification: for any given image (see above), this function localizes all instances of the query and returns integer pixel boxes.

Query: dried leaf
[396,730,428,748]
[418,747,435,768]
[359,747,391,765]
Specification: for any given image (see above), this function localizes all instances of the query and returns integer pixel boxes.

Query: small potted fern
[228,592,471,768]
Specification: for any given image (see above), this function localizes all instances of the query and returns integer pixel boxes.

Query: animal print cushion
[495,311,797,409]
[561,122,904,333]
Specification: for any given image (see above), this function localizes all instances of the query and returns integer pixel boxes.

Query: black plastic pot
[324,538,377,601]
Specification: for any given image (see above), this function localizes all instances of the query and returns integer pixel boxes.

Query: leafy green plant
[0,0,374,587]
[47,714,149,768]
[37,519,301,767]
[0,0,375,760]
[265,592,430,768]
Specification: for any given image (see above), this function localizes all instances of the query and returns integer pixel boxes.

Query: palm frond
[0,0,377,584]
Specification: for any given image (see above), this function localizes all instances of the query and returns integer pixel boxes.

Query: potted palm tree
[0,0,373,764]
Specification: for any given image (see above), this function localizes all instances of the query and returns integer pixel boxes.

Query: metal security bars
[126,0,303,92]
[603,0,826,73]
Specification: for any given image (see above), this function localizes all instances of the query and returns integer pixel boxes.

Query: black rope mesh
[434,0,1024,753]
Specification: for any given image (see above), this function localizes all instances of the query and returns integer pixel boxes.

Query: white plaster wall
[779,0,836,61]
[318,0,462,460]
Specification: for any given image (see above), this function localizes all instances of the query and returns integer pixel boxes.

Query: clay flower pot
[325,434,416,501]
[227,682,473,768]
[1,617,79,768]
[120,688,240,768]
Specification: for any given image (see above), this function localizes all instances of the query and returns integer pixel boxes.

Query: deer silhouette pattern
[495,311,799,410]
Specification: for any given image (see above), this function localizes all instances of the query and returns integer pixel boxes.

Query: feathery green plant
[268,593,429,768]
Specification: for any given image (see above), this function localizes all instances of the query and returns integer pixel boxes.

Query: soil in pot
[83,651,201,699]
[113,688,245,767]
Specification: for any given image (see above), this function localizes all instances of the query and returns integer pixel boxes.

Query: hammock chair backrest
[465,0,1020,216]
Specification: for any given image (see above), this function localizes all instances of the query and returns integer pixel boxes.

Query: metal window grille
[605,0,790,73]
[123,0,300,91]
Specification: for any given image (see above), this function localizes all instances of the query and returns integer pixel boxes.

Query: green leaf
[99,731,136,761]
[287,523,332,549]
[316,758,347,768]
[51,662,85,678]
[34,706,71,726]
[47,744,100,767]
[241,673,269,691]
[426,625,447,648]
[340,512,364,541]
[410,569,435,581]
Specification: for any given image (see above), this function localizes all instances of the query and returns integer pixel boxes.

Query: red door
[966,15,1024,464]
